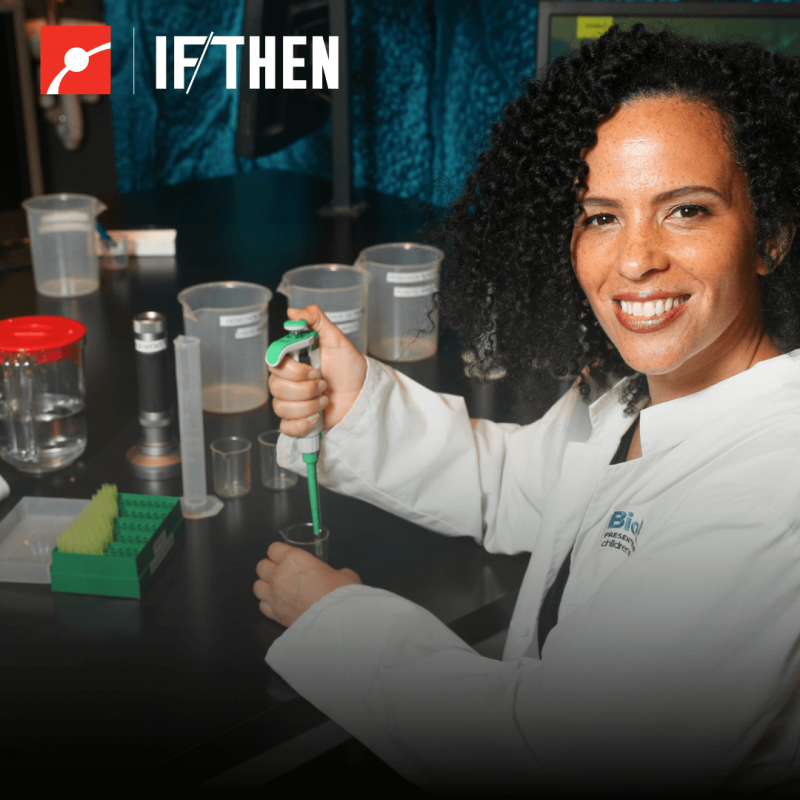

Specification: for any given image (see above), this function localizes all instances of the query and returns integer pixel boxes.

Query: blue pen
[97,222,126,268]
[96,221,113,246]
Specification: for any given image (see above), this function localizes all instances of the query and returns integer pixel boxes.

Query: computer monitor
[235,0,331,159]
[536,1,800,76]
[1,1,43,211]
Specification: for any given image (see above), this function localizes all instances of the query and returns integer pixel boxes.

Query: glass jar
[0,316,87,474]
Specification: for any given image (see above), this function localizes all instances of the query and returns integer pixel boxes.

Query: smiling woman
[437,25,800,421]
[571,96,788,443]
[259,24,800,796]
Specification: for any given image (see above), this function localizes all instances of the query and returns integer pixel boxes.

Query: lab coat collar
[587,375,642,443]
[589,349,800,456]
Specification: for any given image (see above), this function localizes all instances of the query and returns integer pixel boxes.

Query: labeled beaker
[22,194,106,297]
[355,243,443,362]
[277,265,371,354]
[178,281,272,413]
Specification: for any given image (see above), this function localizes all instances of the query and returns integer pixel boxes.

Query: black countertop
[0,170,533,790]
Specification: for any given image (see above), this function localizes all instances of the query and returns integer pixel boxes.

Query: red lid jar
[0,316,86,364]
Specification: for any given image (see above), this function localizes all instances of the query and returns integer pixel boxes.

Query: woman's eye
[585,214,616,226]
[672,204,708,219]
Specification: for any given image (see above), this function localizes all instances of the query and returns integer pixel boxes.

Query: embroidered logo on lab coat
[598,509,644,557]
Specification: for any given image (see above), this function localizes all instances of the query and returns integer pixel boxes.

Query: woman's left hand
[254,542,362,627]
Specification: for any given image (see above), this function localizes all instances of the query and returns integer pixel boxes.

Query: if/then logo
[40,25,111,95]
[155,34,339,93]
[38,28,338,95]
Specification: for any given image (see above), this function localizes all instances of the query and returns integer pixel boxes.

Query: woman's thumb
[287,305,348,348]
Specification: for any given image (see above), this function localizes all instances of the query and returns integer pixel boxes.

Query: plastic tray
[0,497,89,584]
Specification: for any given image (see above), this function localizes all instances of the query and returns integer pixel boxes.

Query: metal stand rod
[319,0,367,219]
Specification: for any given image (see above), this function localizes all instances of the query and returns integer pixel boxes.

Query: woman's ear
[762,214,796,274]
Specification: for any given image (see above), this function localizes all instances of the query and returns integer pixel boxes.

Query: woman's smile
[613,293,690,331]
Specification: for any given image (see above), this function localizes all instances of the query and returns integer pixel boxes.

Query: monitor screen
[537,1,800,75]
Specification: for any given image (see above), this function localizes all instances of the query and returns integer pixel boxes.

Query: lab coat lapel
[504,440,613,660]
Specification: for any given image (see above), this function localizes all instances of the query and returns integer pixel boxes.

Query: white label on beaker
[386,269,438,284]
[39,221,94,234]
[135,338,168,354]
[39,211,94,233]
[235,324,266,340]
[219,311,263,327]
[325,308,363,323]
[394,284,436,298]
[337,320,361,335]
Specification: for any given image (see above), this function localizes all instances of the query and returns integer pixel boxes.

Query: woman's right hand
[268,305,367,437]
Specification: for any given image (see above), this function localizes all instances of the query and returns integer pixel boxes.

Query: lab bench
[0,169,532,790]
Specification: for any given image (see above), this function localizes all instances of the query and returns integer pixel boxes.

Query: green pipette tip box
[50,493,185,599]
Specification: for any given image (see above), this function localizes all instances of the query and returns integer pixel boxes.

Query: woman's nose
[617,224,668,280]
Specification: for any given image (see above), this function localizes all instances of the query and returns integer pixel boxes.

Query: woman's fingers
[268,373,326,400]
[270,305,367,431]
[277,415,322,438]
[254,560,278,621]
[255,557,276,581]
[254,543,361,627]
[268,368,328,434]
[258,600,275,620]
[271,393,328,420]
[269,374,328,415]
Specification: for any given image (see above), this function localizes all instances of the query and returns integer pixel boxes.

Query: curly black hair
[433,23,800,416]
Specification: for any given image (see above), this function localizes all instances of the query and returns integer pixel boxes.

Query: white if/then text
[155,36,339,90]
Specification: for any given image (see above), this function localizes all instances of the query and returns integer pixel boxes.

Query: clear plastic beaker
[355,243,444,362]
[22,194,106,297]
[279,523,329,563]
[277,265,371,354]
[0,316,87,474]
[177,281,272,413]
[258,430,298,491]
[210,437,251,499]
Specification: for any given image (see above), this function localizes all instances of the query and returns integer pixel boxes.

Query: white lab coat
[267,350,800,795]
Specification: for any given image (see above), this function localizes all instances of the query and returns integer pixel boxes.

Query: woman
[254,25,800,795]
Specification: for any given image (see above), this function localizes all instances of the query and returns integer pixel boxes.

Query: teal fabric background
[105,0,797,205]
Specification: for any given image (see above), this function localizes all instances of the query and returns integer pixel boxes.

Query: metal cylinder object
[126,311,181,479]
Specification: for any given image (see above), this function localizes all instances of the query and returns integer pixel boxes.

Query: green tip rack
[266,320,324,558]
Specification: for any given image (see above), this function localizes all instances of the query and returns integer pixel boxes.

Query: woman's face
[571,95,775,394]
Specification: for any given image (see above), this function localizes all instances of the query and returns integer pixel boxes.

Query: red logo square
[40,25,111,95]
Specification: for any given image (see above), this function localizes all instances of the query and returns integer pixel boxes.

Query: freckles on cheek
[571,251,596,297]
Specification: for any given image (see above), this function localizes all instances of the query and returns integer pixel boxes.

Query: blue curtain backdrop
[105,0,796,206]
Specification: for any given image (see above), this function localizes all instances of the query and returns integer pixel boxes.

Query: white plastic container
[277,265,371,354]
[22,194,105,297]
[354,243,443,362]
[0,497,89,583]
[177,281,272,413]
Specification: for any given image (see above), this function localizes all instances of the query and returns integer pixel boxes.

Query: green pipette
[266,320,324,558]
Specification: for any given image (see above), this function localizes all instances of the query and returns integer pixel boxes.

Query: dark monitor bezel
[536,1,800,77]
[235,0,332,160]
[2,1,42,203]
